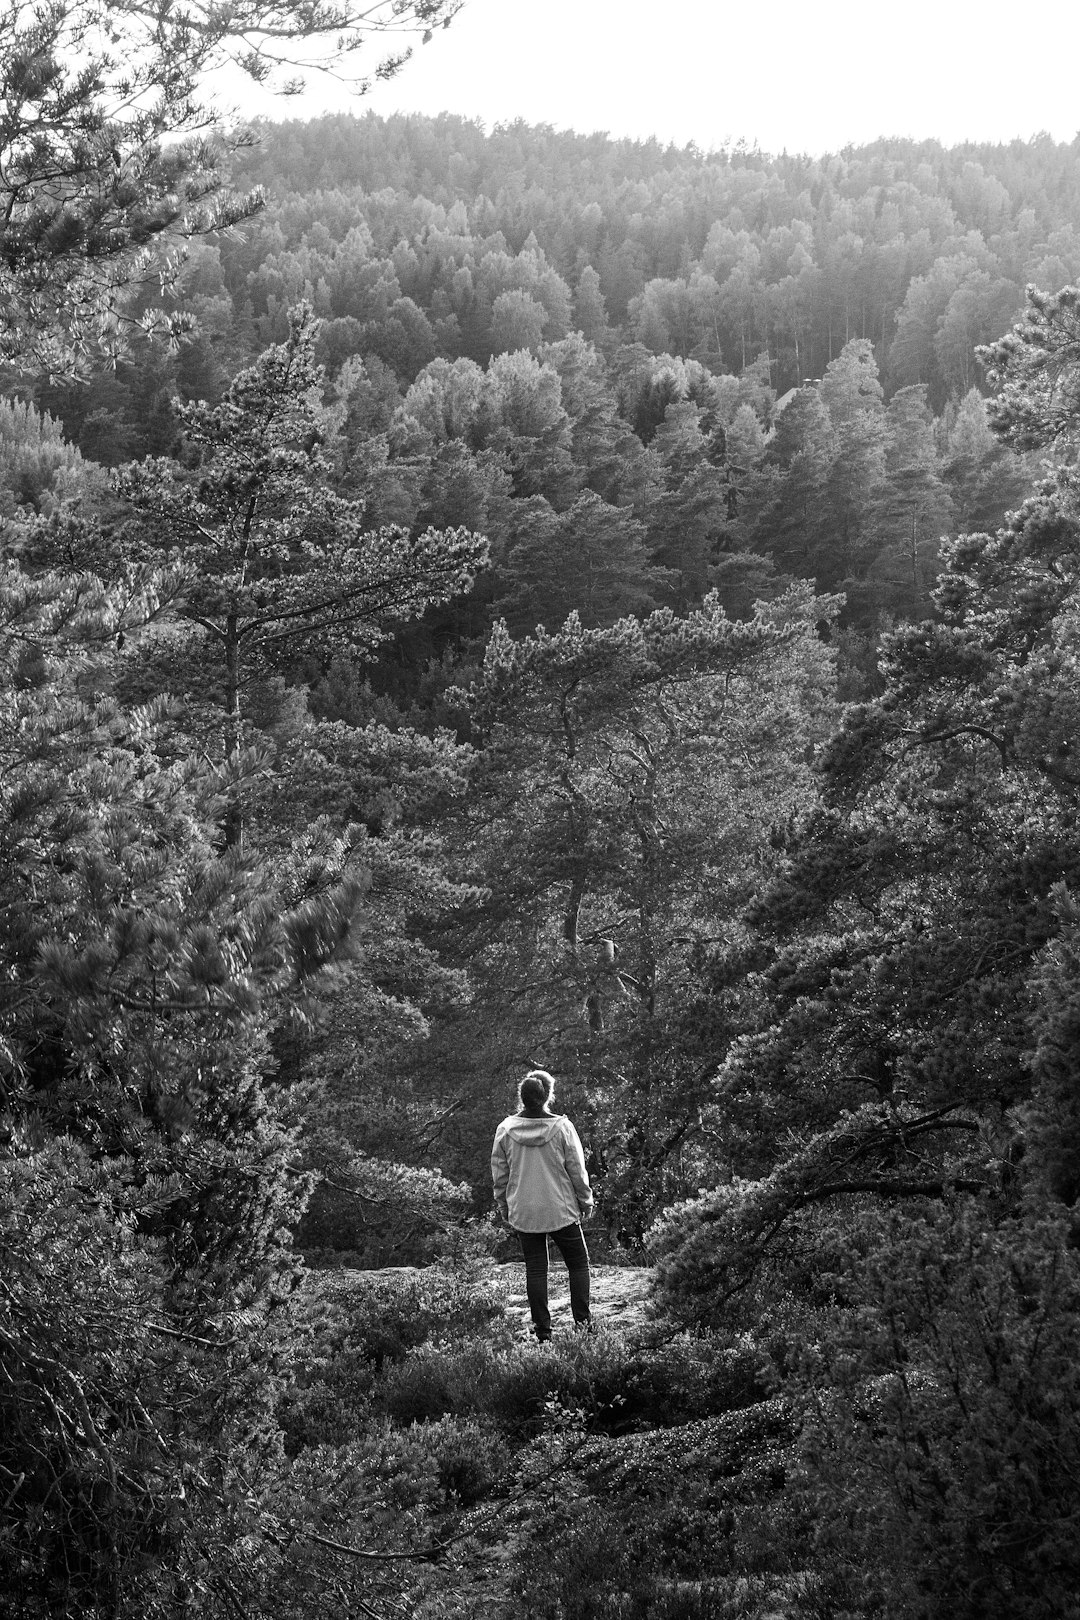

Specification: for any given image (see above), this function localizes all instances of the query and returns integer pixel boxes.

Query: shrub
[370,1324,773,1438]
[590,1331,772,1427]
[279,1344,376,1453]
[281,1262,509,1451]
[410,1414,512,1505]
[371,1336,562,1431]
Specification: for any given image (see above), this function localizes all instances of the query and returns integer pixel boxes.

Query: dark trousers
[516,1223,591,1339]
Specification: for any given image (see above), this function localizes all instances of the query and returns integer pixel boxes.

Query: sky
[222,0,1080,157]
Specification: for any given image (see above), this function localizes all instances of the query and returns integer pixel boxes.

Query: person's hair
[517,1069,555,1116]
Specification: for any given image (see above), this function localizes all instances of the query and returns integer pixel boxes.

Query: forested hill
[34,114,1080,673]
[225,114,1080,403]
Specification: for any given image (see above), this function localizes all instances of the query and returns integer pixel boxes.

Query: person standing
[491,1069,594,1342]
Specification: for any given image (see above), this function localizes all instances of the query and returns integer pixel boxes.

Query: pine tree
[818,338,887,591]
[864,383,954,617]
[749,384,835,578]
[645,399,731,604]
[573,265,612,348]
[110,303,486,846]
[943,386,1030,532]
[494,489,669,630]
[0,396,106,515]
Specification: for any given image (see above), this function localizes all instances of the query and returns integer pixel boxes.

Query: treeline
[226,114,1080,400]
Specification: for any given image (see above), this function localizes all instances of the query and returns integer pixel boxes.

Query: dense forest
[4,7,1080,1614]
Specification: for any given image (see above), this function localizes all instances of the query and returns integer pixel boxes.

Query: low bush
[281,1262,509,1452]
[370,1324,771,1438]
[511,1499,794,1620]
[596,1331,772,1427]
[413,1413,512,1506]
[371,1336,566,1431]
[280,1345,376,1454]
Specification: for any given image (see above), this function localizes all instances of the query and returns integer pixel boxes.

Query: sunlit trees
[0,0,460,376]
[982,281,1080,451]
[477,347,576,504]
[0,9,476,1586]
[8,79,1080,1613]
[0,395,106,514]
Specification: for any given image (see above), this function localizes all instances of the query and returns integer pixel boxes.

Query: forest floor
[306,1258,799,1617]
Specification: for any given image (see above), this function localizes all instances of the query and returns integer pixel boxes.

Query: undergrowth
[277,1260,801,1619]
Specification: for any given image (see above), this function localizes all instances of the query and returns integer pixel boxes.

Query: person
[490,1069,594,1342]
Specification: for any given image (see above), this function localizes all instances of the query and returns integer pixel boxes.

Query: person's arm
[491,1126,510,1221]
[561,1120,594,1218]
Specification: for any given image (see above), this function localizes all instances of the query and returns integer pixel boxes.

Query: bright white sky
[224,0,1080,157]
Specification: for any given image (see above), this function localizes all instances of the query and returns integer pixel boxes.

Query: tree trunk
[222,613,243,849]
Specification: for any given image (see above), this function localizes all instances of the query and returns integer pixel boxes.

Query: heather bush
[371,1324,773,1438]
[511,1495,800,1620]
[414,1413,512,1505]
[609,1331,772,1425]
[281,1262,509,1451]
[371,1336,576,1431]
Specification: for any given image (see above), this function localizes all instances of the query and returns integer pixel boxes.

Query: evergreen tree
[573,264,612,348]
[943,385,1030,532]
[819,338,887,595]
[865,382,954,617]
[0,395,106,515]
[476,347,577,506]
[110,304,486,845]
[646,399,730,605]
[540,332,647,508]
[748,383,836,578]
[494,489,669,631]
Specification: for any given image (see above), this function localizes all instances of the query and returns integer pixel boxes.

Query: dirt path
[488,1260,654,1336]
[316,1258,657,1338]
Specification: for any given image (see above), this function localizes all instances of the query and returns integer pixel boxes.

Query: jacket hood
[501,1114,564,1144]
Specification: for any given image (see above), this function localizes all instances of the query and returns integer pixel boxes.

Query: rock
[490,1260,654,1335]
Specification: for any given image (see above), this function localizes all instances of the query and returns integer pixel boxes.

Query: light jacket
[490,1112,594,1233]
